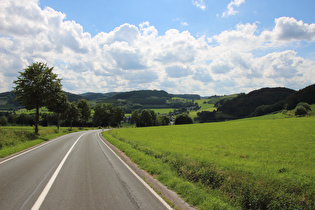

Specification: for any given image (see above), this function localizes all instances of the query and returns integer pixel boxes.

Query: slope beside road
[0,130,173,209]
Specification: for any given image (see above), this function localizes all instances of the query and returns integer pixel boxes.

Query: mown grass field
[103,116,315,209]
[0,126,91,158]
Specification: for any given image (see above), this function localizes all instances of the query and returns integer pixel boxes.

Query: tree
[131,110,140,127]
[157,115,170,126]
[175,114,193,125]
[13,62,62,134]
[93,103,125,127]
[77,99,91,127]
[93,103,110,127]
[65,102,80,129]
[109,106,125,127]
[0,116,8,126]
[47,92,69,130]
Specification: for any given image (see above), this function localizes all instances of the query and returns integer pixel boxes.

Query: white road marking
[31,133,86,210]
[0,136,64,165]
[97,132,173,210]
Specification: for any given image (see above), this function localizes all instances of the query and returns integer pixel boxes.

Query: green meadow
[103,116,315,209]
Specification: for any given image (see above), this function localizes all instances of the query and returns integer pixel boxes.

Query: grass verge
[0,126,92,158]
[103,116,315,209]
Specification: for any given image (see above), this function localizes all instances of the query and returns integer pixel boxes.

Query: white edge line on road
[31,133,85,210]
[0,136,64,165]
[98,132,173,210]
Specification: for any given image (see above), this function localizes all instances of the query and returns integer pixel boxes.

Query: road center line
[31,133,85,210]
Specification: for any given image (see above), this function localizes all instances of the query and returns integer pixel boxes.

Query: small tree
[47,92,69,130]
[294,102,311,116]
[131,110,140,127]
[13,62,62,134]
[93,103,110,127]
[0,116,8,126]
[77,99,91,127]
[175,114,193,125]
[65,102,80,129]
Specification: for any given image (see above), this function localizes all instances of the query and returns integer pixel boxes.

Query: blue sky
[39,0,315,37]
[1,0,315,95]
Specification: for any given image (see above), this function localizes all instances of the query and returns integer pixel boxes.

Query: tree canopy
[13,62,62,134]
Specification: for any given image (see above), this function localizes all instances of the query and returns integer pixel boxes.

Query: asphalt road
[0,130,171,210]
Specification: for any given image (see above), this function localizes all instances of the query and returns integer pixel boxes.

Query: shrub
[175,114,193,125]
[0,116,8,126]
[294,102,311,116]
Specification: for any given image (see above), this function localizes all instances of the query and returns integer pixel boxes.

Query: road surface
[0,130,171,210]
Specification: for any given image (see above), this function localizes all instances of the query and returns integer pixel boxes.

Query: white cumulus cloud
[0,0,314,95]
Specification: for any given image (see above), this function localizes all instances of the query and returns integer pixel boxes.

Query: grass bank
[103,116,315,209]
[0,126,92,158]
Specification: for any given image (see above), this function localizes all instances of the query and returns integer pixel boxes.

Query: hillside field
[103,116,315,209]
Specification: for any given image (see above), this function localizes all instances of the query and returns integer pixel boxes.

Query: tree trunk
[35,106,39,135]
[57,113,60,130]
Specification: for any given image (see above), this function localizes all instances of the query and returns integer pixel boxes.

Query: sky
[1,0,315,96]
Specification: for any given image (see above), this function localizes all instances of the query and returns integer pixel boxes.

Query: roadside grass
[0,126,92,158]
[103,116,315,209]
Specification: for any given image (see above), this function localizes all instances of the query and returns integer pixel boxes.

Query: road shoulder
[99,133,195,210]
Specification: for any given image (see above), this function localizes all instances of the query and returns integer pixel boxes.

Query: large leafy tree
[13,62,62,134]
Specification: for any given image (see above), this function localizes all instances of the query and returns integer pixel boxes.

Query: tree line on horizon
[1,62,313,132]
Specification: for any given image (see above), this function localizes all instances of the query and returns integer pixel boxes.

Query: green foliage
[47,92,69,129]
[0,116,8,126]
[132,109,160,127]
[294,102,312,116]
[104,117,315,209]
[65,101,80,129]
[92,103,124,127]
[77,99,91,126]
[13,62,63,134]
[217,87,295,118]
[175,114,193,125]
[284,83,315,110]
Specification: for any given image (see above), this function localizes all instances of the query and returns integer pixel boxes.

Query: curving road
[0,130,171,210]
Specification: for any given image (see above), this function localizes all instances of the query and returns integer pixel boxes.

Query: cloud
[192,0,206,11]
[222,0,245,17]
[166,65,193,78]
[261,17,315,44]
[0,0,314,95]
[181,22,189,26]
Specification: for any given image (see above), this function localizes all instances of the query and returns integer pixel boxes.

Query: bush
[0,116,8,126]
[175,114,193,125]
[294,102,311,116]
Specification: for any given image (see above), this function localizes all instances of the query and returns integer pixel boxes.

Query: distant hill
[173,94,200,100]
[64,92,83,102]
[79,92,120,101]
[111,90,171,100]
[0,91,24,110]
[217,87,296,118]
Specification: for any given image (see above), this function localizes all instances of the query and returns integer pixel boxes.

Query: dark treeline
[131,109,170,127]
